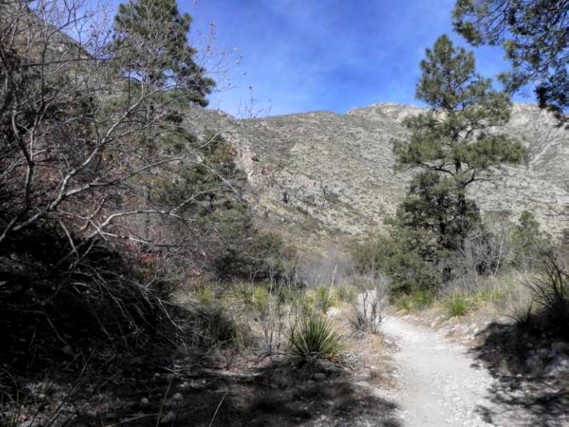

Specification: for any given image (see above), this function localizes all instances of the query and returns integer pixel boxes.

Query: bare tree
[0,0,233,265]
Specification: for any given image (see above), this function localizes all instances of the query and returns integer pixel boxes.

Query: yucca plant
[287,315,344,364]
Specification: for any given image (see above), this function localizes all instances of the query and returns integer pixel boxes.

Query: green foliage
[453,0,569,117]
[232,282,256,305]
[376,35,527,294]
[155,131,248,217]
[253,286,271,313]
[215,231,289,282]
[353,232,442,295]
[473,285,507,306]
[152,130,291,282]
[511,211,551,268]
[112,0,214,105]
[395,36,526,240]
[393,290,434,312]
[395,172,481,252]
[445,291,474,317]
[287,315,344,365]
[229,282,275,315]
[333,286,357,304]
[314,287,338,314]
[195,285,215,305]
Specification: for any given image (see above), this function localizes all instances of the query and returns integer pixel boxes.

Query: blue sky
[184,0,525,117]
[183,0,531,117]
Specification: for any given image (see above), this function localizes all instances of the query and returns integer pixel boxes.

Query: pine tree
[394,35,527,250]
[453,0,568,118]
[395,171,480,252]
[112,0,214,106]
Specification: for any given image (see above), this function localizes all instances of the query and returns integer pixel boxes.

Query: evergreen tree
[511,210,551,267]
[394,35,527,250]
[112,0,215,106]
[395,171,480,252]
[453,0,568,118]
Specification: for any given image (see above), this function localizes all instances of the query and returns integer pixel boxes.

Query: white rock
[326,307,340,317]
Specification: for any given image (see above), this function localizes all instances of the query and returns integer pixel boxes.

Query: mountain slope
[185,103,569,240]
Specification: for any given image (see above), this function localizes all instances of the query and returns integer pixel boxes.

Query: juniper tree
[394,35,527,252]
[112,0,215,106]
[453,0,568,118]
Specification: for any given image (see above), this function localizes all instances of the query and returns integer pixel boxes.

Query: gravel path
[380,315,498,427]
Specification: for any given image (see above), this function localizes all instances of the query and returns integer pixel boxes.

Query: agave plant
[287,315,344,364]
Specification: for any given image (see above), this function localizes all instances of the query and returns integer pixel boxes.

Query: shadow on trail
[71,360,402,427]
[470,319,569,427]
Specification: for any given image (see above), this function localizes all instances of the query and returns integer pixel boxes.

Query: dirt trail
[379,315,516,427]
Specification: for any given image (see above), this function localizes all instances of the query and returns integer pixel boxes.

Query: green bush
[287,315,344,365]
[253,286,271,313]
[352,232,441,296]
[232,282,256,305]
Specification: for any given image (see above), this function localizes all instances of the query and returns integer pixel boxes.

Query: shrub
[509,300,534,328]
[232,282,256,305]
[215,231,290,282]
[230,282,270,313]
[350,290,383,334]
[526,249,569,336]
[189,303,246,349]
[511,211,551,269]
[445,291,473,317]
[287,315,344,365]
[352,233,441,296]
